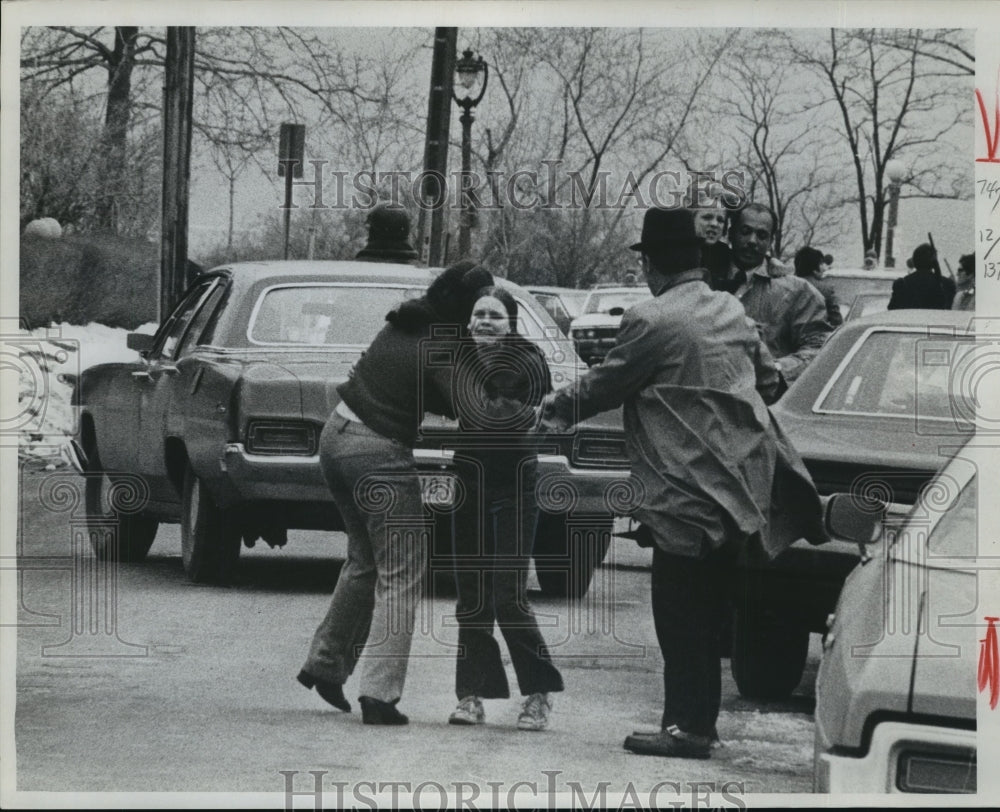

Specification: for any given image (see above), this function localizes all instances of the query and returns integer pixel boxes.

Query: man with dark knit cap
[538,208,826,759]
[355,202,421,264]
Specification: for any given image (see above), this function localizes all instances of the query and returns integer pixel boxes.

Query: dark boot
[297,670,351,713]
[359,696,409,726]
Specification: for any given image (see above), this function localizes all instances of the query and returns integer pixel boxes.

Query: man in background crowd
[713,203,833,383]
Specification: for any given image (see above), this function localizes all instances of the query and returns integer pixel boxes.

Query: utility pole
[417,28,456,267]
[160,27,196,318]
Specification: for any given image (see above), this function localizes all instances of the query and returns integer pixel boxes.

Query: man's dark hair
[794,246,825,278]
[729,202,777,234]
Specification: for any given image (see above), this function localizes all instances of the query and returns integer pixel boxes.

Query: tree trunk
[95,26,138,233]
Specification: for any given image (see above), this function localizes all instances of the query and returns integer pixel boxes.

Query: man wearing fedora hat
[539,208,826,759]
[355,202,421,264]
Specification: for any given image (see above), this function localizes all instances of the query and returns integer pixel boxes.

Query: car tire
[730,605,809,701]
[83,449,158,562]
[533,514,611,599]
[180,464,241,585]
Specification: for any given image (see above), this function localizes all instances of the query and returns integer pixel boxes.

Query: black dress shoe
[297,669,351,712]
[623,726,711,759]
[359,696,409,726]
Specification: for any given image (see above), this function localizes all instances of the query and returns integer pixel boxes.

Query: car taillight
[896,749,976,793]
[246,420,318,455]
[572,433,629,468]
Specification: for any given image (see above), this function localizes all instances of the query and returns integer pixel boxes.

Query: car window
[925,477,975,558]
[584,290,650,314]
[151,280,216,361]
[248,284,425,346]
[844,293,891,321]
[816,331,975,420]
[538,295,570,325]
[177,281,227,357]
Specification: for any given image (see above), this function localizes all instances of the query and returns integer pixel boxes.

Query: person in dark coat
[538,208,827,759]
[794,245,843,327]
[297,260,493,725]
[887,243,956,310]
[447,286,564,731]
[355,203,420,264]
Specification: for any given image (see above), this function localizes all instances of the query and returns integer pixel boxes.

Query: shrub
[20,233,159,329]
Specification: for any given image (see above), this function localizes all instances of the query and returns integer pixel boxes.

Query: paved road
[13,466,821,805]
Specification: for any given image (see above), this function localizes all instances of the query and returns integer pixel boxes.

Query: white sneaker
[448,696,485,726]
[517,693,551,731]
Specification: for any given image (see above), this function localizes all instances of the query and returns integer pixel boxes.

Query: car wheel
[730,605,809,700]
[180,464,241,585]
[83,449,158,562]
[533,514,611,599]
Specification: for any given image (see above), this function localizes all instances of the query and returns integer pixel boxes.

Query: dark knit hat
[356,203,419,262]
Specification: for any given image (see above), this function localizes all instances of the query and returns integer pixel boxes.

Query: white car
[569,286,652,365]
[814,438,980,793]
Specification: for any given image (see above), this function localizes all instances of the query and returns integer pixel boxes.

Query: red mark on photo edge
[980,617,999,710]
[975,87,1000,163]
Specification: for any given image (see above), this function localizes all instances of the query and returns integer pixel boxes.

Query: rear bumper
[815,721,976,793]
[219,443,628,519]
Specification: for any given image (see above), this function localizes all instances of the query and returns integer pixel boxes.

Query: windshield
[925,477,975,558]
[249,284,425,346]
[583,290,650,315]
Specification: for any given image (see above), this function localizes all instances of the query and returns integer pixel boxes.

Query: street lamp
[884,159,905,269]
[452,48,488,260]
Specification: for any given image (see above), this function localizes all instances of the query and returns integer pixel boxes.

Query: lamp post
[452,48,488,260]
[884,159,905,269]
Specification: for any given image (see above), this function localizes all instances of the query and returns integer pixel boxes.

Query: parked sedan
[735,309,976,700]
[814,440,978,793]
[71,261,632,595]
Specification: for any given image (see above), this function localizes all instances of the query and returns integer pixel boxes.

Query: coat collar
[651,268,706,297]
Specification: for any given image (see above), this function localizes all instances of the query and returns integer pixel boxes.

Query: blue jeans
[303,415,429,703]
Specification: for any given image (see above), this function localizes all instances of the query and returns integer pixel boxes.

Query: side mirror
[607,306,625,317]
[824,493,885,563]
[127,332,155,357]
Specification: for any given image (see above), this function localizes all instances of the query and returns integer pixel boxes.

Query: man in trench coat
[539,207,826,759]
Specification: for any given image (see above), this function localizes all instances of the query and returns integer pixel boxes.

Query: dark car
[733,309,976,700]
[70,261,632,595]
[814,441,978,793]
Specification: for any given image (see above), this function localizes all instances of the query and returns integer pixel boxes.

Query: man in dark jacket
[888,243,956,310]
[539,208,826,759]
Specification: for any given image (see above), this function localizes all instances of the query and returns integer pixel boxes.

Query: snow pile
[14,322,157,462]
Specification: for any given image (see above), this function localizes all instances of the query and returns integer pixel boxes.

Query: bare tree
[786,28,972,256]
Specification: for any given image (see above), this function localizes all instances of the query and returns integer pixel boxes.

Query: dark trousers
[651,542,736,737]
[452,460,564,699]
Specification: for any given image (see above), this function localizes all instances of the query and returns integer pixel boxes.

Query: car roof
[838,308,970,330]
[526,285,585,295]
[211,260,438,287]
[826,268,907,281]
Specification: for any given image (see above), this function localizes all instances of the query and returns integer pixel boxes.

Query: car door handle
[130,369,153,381]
